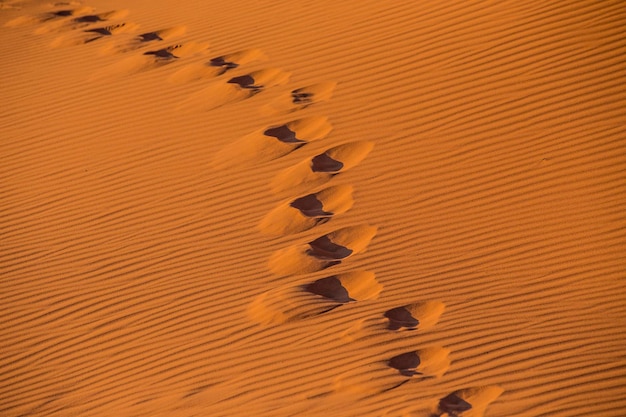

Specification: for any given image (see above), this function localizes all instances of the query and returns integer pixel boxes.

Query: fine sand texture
[2,1,625,416]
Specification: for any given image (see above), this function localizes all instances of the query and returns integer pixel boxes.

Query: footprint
[143,41,209,59]
[433,386,504,417]
[83,22,135,41]
[331,346,450,397]
[387,346,451,379]
[333,301,446,345]
[248,270,381,325]
[92,41,209,78]
[168,48,267,83]
[72,9,128,23]
[262,81,337,115]
[34,9,129,34]
[50,22,138,47]
[258,184,353,236]
[100,26,187,54]
[271,140,374,194]
[267,224,377,276]
[305,270,382,303]
[384,301,446,331]
[248,285,327,325]
[211,115,332,169]
[179,67,291,111]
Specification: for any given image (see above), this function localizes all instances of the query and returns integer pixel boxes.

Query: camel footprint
[211,115,332,169]
[92,41,210,78]
[50,21,138,47]
[262,81,337,115]
[267,223,377,276]
[387,346,451,379]
[340,300,446,343]
[259,184,353,236]
[100,26,187,54]
[384,301,446,331]
[271,140,374,194]
[247,270,382,325]
[433,386,504,417]
[179,67,291,111]
[169,48,267,83]
[326,345,450,397]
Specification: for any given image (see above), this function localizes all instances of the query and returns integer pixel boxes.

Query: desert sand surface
[1,1,625,416]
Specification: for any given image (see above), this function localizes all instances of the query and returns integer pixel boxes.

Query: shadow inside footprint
[227,75,262,92]
[311,152,344,172]
[52,10,73,17]
[290,194,333,217]
[139,31,163,42]
[384,306,419,330]
[74,14,103,23]
[264,125,304,144]
[85,26,114,36]
[433,386,504,417]
[210,56,239,72]
[388,347,450,380]
[437,393,473,415]
[144,47,179,59]
[84,23,125,42]
[307,235,353,260]
[304,276,355,303]
[388,352,422,377]
[384,301,446,331]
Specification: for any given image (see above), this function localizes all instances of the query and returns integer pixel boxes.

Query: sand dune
[1,0,625,416]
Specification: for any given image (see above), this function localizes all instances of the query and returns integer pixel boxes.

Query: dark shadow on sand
[290,194,332,217]
[307,235,353,260]
[384,306,419,330]
[311,152,343,172]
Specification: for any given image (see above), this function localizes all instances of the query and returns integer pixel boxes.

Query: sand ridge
[1,0,625,416]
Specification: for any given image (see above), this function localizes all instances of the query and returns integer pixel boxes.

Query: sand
[1,1,625,416]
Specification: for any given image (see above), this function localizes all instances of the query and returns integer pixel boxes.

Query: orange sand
[1,1,625,416]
